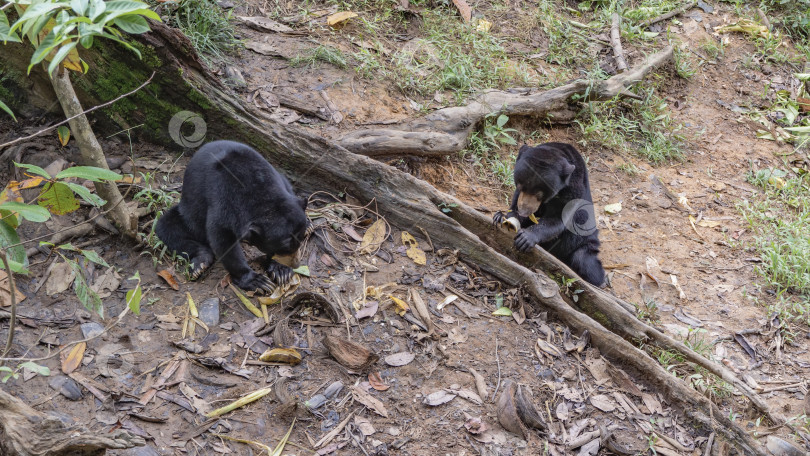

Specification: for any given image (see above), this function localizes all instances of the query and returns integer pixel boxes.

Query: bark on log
[0,24,768,454]
[338,48,670,157]
[0,389,144,455]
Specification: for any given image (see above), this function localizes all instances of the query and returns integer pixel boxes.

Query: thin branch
[0,249,16,364]
[640,1,698,28]
[610,13,628,73]
[0,71,156,151]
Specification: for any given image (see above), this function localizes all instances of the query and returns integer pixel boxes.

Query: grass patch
[462,113,519,187]
[153,0,241,63]
[738,167,810,337]
[290,45,348,69]
[575,91,686,164]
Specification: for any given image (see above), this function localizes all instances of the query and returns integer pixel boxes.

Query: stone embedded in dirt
[323,381,344,398]
[765,436,806,456]
[305,394,327,410]
[197,298,220,326]
[384,351,415,367]
[49,375,83,401]
[120,445,161,456]
[80,322,104,339]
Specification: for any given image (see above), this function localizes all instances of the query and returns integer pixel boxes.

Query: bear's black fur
[156,140,311,293]
[494,142,605,286]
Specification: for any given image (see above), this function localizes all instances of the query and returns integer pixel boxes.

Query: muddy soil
[2,0,810,454]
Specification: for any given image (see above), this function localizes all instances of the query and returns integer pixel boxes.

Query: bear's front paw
[233,271,276,294]
[492,211,507,226]
[514,229,540,252]
[267,261,295,286]
[189,251,214,280]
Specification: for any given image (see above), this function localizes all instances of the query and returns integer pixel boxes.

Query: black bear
[156,140,312,293]
[494,142,605,286]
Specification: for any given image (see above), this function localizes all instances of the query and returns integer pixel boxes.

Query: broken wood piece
[640,1,698,28]
[610,13,628,73]
[318,90,344,124]
[138,352,182,405]
[276,93,330,121]
[0,389,144,454]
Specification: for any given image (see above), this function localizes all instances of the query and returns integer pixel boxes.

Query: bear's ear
[298,197,308,210]
[517,144,530,159]
[561,162,575,184]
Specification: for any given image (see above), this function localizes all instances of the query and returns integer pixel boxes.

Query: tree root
[0,389,144,455]
[338,47,672,157]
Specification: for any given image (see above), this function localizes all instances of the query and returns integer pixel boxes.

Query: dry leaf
[327,11,359,28]
[451,0,471,22]
[451,388,483,405]
[354,416,376,436]
[389,295,409,316]
[670,274,686,300]
[61,342,86,374]
[358,218,386,254]
[589,394,616,412]
[259,347,302,365]
[0,269,25,307]
[604,202,622,214]
[696,219,723,228]
[401,232,426,265]
[239,16,295,33]
[535,338,562,358]
[351,385,388,417]
[368,371,390,391]
[157,269,180,290]
[322,334,378,371]
[423,390,457,406]
[45,261,75,296]
[384,352,415,367]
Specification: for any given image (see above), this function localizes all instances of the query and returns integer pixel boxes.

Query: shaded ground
[2,0,810,454]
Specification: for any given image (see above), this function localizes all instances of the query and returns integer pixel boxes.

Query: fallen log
[337,48,668,157]
[0,23,769,454]
[0,389,144,455]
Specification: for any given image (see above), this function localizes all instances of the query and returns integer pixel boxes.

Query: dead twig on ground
[640,1,698,28]
[0,250,17,364]
[610,13,628,73]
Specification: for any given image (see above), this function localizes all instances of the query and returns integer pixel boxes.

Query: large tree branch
[339,47,673,157]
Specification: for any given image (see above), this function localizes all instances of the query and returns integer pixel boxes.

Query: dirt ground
[2,0,810,455]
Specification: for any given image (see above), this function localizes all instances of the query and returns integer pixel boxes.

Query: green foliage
[0,99,15,120]
[126,271,142,314]
[151,0,240,62]
[290,45,348,69]
[1,361,50,382]
[462,113,519,187]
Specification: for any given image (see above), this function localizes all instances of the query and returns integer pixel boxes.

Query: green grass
[290,45,348,69]
[462,113,519,187]
[738,167,810,337]
[153,0,241,63]
[576,91,686,164]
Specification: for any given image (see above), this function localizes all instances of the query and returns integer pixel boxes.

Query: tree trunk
[0,388,144,455]
[50,67,137,238]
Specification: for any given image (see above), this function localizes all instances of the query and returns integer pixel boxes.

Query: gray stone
[80,322,104,339]
[198,298,221,326]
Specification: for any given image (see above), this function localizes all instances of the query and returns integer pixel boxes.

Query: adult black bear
[156,140,311,293]
[494,143,605,286]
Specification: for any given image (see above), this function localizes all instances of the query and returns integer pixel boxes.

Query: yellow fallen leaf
[474,18,492,32]
[696,219,723,228]
[61,342,86,374]
[358,218,386,254]
[492,307,512,316]
[390,295,409,316]
[206,387,273,418]
[715,19,772,40]
[604,202,622,214]
[327,11,358,28]
[232,287,263,318]
[259,347,302,365]
[401,232,426,265]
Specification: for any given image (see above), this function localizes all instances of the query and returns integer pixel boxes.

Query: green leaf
[496,114,508,128]
[71,0,89,16]
[56,243,77,251]
[67,258,103,317]
[0,100,16,121]
[87,0,107,21]
[0,11,21,43]
[0,202,51,222]
[0,366,16,383]
[56,166,122,182]
[293,265,310,277]
[38,182,80,215]
[80,248,109,267]
[28,31,59,72]
[492,306,512,316]
[47,41,78,77]
[102,1,160,20]
[14,162,51,179]
[18,361,50,377]
[126,284,142,315]
[0,219,27,273]
[113,14,149,34]
[79,33,93,48]
[66,182,106,207]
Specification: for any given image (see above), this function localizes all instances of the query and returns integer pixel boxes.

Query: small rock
[49,375,83,401]
[323,381,344,398]
[198,298,221,326]
[120,446,161,456]
[224,66,247,89]
[305,394,327,409]
[106,156,127,170]
[762,64,774,75]
[80,322,104,339]
[766,436,805,456]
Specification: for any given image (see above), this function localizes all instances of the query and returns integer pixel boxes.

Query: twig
[0,249,17,364]
[610,13,628,73]
[639,1,697,28]
[0,71,156,151]
[491,336,501,402]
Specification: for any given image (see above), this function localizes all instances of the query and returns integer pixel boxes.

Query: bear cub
[156,140,311,293]
[494,142,605,286]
